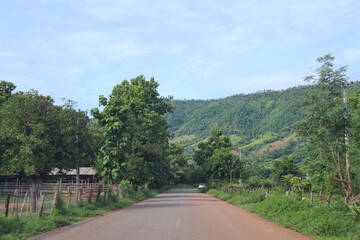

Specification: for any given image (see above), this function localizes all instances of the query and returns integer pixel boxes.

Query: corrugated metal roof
[50,167,96,176]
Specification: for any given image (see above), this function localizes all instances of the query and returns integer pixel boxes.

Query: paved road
[29,189,313,240]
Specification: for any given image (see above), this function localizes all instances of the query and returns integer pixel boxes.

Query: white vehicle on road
[198,183,206,189]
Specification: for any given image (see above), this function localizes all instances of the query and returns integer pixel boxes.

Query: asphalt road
[28,189,313,240]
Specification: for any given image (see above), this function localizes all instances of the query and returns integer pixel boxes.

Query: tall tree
[167,143,188,184]
[296,54,357,202]
[0,80,16,107]
[194,130,236,185]
[0,81,17,167]
[91,75,173,187]
[58,99,97,170]
[0,91,60,178]
[0,90,97,180]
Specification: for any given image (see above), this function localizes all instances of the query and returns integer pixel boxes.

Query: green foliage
[271,156,300,185]
[167,143,191,184]
[91,75,173,187]
[245,176,264,189]
[0,80,16,107]
[208,189,360,239]
[207,189,265,206]
[296,54,358,202]
[119,180,135,198]
[310,173,326,192]
[194,130,242,186]
[0,90,97,179]
[348,89,360,193]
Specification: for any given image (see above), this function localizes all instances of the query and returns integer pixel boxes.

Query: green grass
[207,189,360,240]
[170,134,197,144]
[0,188,164,240]
[241,132,278,149]
[229,135,243,146]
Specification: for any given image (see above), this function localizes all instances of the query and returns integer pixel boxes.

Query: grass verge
[207,189,360,240]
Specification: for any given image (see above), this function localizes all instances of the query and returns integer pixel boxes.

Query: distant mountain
[165,83,360,177]
[166,85,308,152]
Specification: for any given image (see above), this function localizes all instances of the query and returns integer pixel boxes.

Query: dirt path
[28,189,313,240]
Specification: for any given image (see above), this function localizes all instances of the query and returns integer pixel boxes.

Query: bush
[245,176,264,189]
[207,188,360,239]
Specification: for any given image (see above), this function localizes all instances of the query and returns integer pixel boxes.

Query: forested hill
[165,83,359,163]
[166,85,308,153]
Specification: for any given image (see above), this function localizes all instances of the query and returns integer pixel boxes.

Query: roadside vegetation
[192,54,360,238]
[207,188,360,240]
[0,187,170,240]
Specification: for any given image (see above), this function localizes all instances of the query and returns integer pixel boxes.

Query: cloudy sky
[1,0,360,111]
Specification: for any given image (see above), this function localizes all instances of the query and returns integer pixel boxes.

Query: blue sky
[1,0,360,111]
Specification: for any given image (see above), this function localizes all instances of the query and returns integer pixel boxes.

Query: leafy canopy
[91,75,173,186]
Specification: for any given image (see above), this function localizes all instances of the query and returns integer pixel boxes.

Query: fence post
[67,187,72,208]
[78,188,82,204]
[265,189,269,199]
[319,190,323,205]
[103,182,106,199]
[88,184,93,203]
[12,188,18,216]
[326,194,332,206]
[38,192,45,218]
[310,191,314,204]
[96,184,102,202]
[52,189,59,213]
[20,191,29,217]
[4,194,10,217]
[25,193,30,217]
[30,184,37,213]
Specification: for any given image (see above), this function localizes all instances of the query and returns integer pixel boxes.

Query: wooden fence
[1,181,122,218]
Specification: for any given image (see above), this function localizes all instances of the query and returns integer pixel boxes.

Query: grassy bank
[0,188,163,240]
[207,189,360,240]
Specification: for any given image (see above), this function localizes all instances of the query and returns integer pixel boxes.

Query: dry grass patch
[259,134,296,154]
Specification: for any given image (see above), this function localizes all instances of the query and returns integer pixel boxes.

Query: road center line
[176,218,180,228]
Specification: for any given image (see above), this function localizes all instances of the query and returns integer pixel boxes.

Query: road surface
[28,189,313,240]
